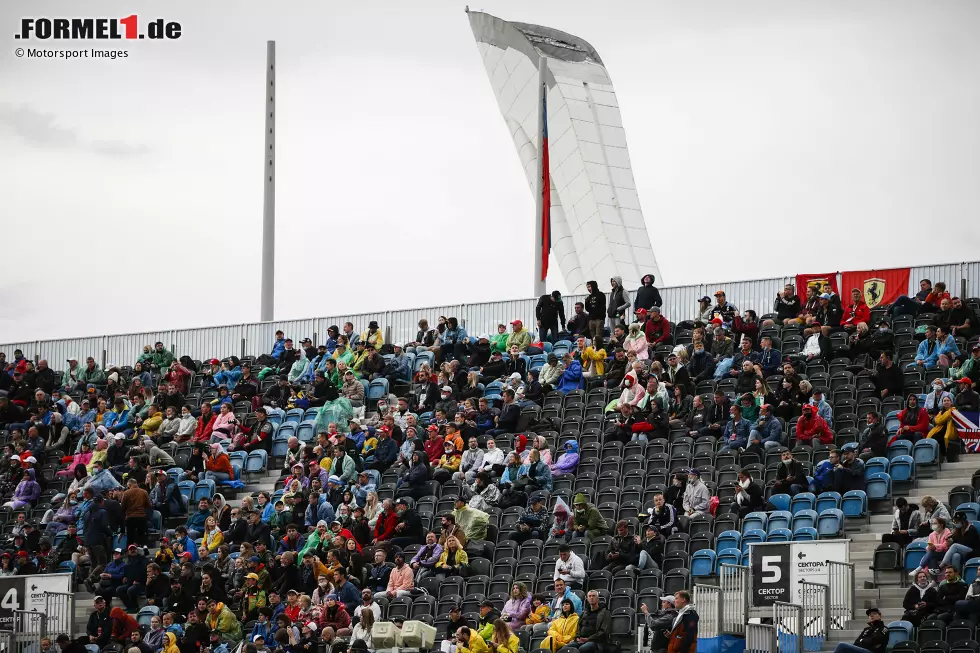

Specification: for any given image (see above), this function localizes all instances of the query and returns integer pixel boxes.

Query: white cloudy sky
[1,0,978,343]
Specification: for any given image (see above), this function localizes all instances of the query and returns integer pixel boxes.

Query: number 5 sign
[750,543,791,607]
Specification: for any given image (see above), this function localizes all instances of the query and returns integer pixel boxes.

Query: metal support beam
[261,40,276,322]
[533,55,547,299]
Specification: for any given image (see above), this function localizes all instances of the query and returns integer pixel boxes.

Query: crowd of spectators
[0,274,979,653]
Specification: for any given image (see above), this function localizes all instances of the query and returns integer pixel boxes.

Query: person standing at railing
[831,607,887,653]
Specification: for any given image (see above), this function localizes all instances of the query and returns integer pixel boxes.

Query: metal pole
[261,40,276,322]
[533,55,547,299]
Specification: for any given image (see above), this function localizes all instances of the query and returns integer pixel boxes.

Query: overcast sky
[1,0,978,343]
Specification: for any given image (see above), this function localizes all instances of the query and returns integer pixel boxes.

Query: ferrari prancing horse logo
[864,278,886,308]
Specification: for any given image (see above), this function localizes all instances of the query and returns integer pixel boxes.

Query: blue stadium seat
[962,557,980,585]
[716,531,741,553]
[887,439,913,460]
[791,509,818,532]
[284,408,305,424]
[768,494,791,512]
[865,457,889,478]
[886,621,914,649]
[717,548,741,569]
[791,493,815,515]
[178,480,195,503]
[741,529,766,553]
[741,512,767,534]
[276,423,297,442]
[866,473,892,501]
[368,378,390,401]
[245,450,268,477]
[228,450,247,470]
[271,432,289,458]
[691,550,716,577]
[884,411,901,435]
[137,606,160,628]
[267,413,282,428]
[889,456,915,489]
[297,421,316,443]
[303,408,318,422]
[816,509,844,538]
[841,491,868,519]
[815,492,841,514]
[913,439,939,467]
[904,541,927,573]
[767,511,792,534]
[194,479,216,501]
[767,528,792,543]
[792,527,817,541]
[957,502,980,523]
[413,351,434,372]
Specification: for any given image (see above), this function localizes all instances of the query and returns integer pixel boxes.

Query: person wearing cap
[639,595,678,653]
[832,606,888,653]
[681,469,710,517]
[437,317,468,363]
[497,321,529,357]
[206,598,243,643]
[795,404,833,446]
[833,447,867,494]
[955,377,980,411]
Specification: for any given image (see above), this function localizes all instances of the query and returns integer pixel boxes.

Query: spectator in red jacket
[639,307,671,347]
[896,394,930,442]
[195,403,217,442]
[841,288,872,333]
[795,404,833,445]
[372,498,398,545]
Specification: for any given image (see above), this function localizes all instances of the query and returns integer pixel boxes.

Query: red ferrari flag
[795,273,839,297]
[840,268,910,309]
[540,86,551,281]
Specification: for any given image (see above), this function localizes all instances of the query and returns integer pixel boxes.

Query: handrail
[800,580,830,651]
[773,601,805,653]
[827,560,856,629]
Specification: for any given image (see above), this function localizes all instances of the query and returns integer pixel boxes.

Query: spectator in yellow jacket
[542,599,579,652]
[489,619,520,653]
[580,345,606,378]
[506,321,532,353]
[456,627,489,653]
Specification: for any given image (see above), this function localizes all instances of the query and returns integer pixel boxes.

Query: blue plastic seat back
[741,529,767,553]
[841,491,868,518]
[792,527,817,541]
[245,450,268,473]
[957,502,980,523]
[691,550,716,577]
[815,492,841,514]
[913,439,939,465]
[272,437,289,458]
[887,439,913,460]
[178,480,195,502]
[962,557,980,585]
[767,511,792,533]
[297,422,316,443]
[277,423,297,441]
[716,530,741,553]
[866,472,892,500]
[791,510,817,532]
[790,493,815,515]
[767,528,792,543]
[889,456,914,483]
[193,479,216,501]
[368,378,390,401]
[816,509,843,537]
[717,548,741,569]
[865,456,890,478]
[768,494,791,512]
[741,512,768,534]
[284,408,305,424]
[904,541,927,572]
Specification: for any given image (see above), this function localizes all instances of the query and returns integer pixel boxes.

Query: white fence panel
[660,284,705,323]
[38,337,105,368]
[0,341,39,361]
[909,262,965,296]
[966,262,980,300]
[175,325,244,361]
[384,305,462,345]
[463,299,537,339]
[716,276,793,319]
[105,331,175,368]
[316,313,388,345]
[243,319,315,358]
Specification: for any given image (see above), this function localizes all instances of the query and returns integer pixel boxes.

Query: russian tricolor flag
[540,85,551,281]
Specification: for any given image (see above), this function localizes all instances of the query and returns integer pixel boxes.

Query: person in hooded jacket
[584,281,607,349]
[607,276,631,335]
[903,570,938,626]
[557,354,584,394]
[795,404,833,446]
[634,274,663,313]
[536,292,567,344]
[857,412,888,461]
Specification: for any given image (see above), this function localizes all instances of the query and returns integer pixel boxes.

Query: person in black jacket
[585,280,607,349]
[86,596,112,649]
[697,392,731,438]
[955,378,980,411]
[903,571,938,626]
[871,351,904,399]
[929,567,968,623]
[731,469,765,518]
[575,590,611,653]
[389,498,425,548]
[857,413,888,461]
[593,520,638,574]
[832,608,888,653]
[566,302,590,338]
[664,474,687,515]
[772,450,807,496]
[536,291,567,344]
[634,274,663,313]
[772,284,802,325]
[246,510,271,546]
[488,390,520,435]
[645,491,679,540]
[941,511,980,572]
[178,609,211,653]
